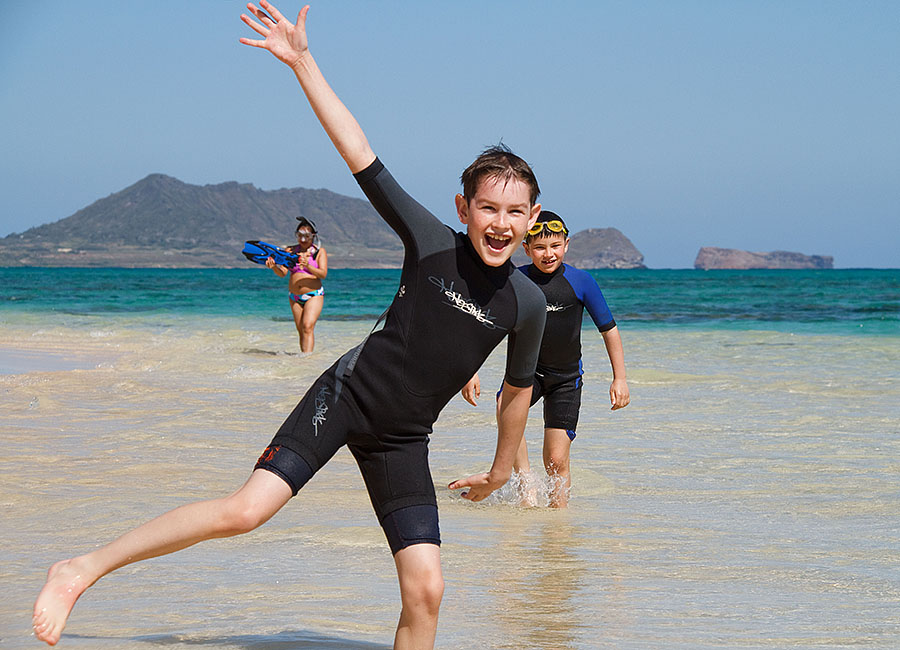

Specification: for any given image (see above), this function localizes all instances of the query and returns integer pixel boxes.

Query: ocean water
[1,267,898,649]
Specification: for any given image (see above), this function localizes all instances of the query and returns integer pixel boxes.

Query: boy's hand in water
[460,373,481,406]
[240,1,310,69]
[610,377,630,410]
[448,470,507,502]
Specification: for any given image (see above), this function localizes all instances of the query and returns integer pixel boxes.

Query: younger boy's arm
[240,1,375,173]
[449,381,531,501]
[602,325,630,410]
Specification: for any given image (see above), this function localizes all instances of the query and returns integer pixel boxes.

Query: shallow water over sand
[2,313,899,648]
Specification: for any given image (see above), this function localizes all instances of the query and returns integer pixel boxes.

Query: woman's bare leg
[298,294,324,352]
[33,469,292,645]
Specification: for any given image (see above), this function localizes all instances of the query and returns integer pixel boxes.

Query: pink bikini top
[290,246,320,275]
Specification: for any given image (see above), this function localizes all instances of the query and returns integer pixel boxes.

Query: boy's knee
[545,454,570,475]
[400,561,444,615]
[218,498,267,535]
[409,571,444,615]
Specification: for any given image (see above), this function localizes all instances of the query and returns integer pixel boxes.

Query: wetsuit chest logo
[427,275,498,329]
[547,302,573,312]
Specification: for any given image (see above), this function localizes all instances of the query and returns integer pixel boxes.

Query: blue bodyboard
[242,240,299,267]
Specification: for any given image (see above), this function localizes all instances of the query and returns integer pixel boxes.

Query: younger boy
[462,211,629,507]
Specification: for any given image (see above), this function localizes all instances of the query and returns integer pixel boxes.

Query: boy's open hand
[448,471,506,502]
[240,1,310,69]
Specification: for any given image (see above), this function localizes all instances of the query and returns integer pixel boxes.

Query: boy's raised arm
[240,1,376,173]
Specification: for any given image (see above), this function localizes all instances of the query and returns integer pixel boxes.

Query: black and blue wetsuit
[517,262,616,440]
[256,158,546,554]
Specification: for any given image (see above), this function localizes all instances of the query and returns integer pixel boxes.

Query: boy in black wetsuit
[462,211,629,507]
[33,3,545,649]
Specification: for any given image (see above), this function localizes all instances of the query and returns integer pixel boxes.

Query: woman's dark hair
[295,216,317,234]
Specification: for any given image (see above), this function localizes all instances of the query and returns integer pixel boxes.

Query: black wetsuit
[517,262,616,439]
[256,158,546,553]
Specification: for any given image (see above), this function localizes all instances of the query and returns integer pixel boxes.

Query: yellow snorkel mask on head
[526,211,569,239]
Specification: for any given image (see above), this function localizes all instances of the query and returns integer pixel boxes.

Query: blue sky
[1,1,897,268]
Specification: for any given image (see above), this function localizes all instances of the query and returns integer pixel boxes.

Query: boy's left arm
[448,381,531,500]
[601,326,630,410]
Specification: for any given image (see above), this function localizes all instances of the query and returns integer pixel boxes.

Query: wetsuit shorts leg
[535,367,583,441]
[255,357,353,493]
[380,504,440,555]
[496,367,582,440]
[254,351,440,553]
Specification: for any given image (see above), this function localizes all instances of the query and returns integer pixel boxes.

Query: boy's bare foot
[33,559,90,645]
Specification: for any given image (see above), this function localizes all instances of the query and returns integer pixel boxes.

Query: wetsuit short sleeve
[564,265,616,332]
[354,158,452,260]
[504,270,547,387]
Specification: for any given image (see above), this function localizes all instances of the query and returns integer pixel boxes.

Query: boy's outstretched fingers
[239,2,310,69]
[448,472,495,502]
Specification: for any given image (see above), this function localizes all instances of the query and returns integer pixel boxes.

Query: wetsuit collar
[527,262,565,281]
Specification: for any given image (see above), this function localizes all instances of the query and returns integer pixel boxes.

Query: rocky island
[561,227,645,269]
[694,247,834,270]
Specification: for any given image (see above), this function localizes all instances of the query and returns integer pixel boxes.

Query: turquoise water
[2,267,898,335]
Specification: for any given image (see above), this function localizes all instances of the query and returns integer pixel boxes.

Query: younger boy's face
[455,177,540,267]
[523,232,569,274]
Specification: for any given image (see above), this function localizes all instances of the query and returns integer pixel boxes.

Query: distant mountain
[694,247,834,270]
[1,174,645,269]
[0,173,404,268]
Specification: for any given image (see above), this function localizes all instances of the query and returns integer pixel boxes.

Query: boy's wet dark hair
[460,143,540,206]
[525,210,569,244]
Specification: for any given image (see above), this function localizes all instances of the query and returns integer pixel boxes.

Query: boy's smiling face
[455,177,540,267]
[524,232,569,274]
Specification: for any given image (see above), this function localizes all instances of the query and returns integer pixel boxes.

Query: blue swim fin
[242,240,299,267]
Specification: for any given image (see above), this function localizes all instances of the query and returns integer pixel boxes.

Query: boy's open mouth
[485,233,511,252]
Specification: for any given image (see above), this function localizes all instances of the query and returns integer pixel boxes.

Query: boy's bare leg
[33,469,292,646]
[505,400,538,506]
[393,543,443,650]
[543,428,572,508]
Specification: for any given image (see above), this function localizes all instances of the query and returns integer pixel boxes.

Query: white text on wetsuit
[312,385,330,435]
[428,276,498,329]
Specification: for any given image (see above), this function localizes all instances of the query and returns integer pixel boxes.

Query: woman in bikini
[266,216,328,352]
